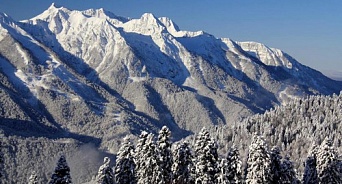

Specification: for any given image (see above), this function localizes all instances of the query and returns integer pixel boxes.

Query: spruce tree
[245,134,272,184]
[135,132,164,184]
[115,136,136,184]
[316,138,341,183]
[302,143,318,184]
[134,131,148,184]
[172,141,194,184]
[217,158,229,184]
[270,146,282,183]
[28,171,38,184]
[226,145,242,184]
[49,155,72,184]
[194,127,219,184]
[96,157,115,184]
[280,156,299,184]
[157,126,173,184]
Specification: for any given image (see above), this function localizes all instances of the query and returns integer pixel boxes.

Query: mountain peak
[30,3,70,22]
[158,17,180,34]
[49,3,63,10]
[140,13,158,22]
[122,12,166,35]
[81,8,129,23]
[238,41,296,69]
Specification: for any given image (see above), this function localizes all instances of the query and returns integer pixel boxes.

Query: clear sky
[0,0,341,75]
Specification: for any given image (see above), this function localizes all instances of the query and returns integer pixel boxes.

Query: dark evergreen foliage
[49,155,72,184]
[225,145,242,184]
[270,146,282,183]
[302,143,319,184]
[280,156,300,184]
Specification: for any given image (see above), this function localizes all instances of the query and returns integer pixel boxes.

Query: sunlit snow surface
[0,3,340,112]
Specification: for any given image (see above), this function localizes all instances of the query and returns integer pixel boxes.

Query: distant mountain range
[1,3,342,146]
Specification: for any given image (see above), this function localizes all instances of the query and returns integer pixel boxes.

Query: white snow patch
[182,77,199,91]
[15,43,30,65]
[0,28,7,41]
[278,87,300,105]
[53,139,74,144]
[14,69,52,97]
[238,41,294,70]
[128,76,147,82]
[113,112,121,122]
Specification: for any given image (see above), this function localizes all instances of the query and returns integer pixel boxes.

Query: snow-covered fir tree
[225,145,242,184]
[115,136,136,184]
[28,171,38,184]
[270,146,282,183]
[157,126,173,184]
[194,127,219,184]
[134,132,164,184]
[280,156,299,184]
[278,156,300,184]
[245,134,272,184]
[134,131,148,184]
[96,157,115,184]
[49,155,72,184]
[172,141,194,184]
[316,138,341,183]
[302,143,318,184]
[217,158,229,184]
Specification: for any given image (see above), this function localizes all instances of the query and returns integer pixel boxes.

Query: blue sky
[0,0,341,75]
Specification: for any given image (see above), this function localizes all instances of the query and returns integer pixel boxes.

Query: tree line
[13,126,341,184]
[209,92,342,174]
[1,92,341,183]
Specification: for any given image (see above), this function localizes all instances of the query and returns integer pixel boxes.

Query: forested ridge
[0,93,341,183]
[211,91,342,173]
[1,126,340,183]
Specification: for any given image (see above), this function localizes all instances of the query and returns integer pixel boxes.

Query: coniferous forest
[1,93,341,183]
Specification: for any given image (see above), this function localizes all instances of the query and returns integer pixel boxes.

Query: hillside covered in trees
[1,126,341,183]
[0,93,341,183]
[211,92,342,173]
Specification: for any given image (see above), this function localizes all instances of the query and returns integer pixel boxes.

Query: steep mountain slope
[0,4,342,182]
[1,2,341,144]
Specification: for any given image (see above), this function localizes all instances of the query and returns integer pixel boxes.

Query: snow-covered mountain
[1,3,342,146]
[1,3,342,183]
